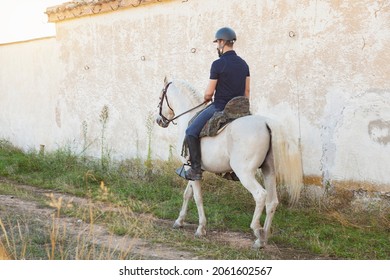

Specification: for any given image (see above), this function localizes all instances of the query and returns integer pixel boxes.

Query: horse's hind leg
[173,181,193,228]
[234,168,267,248]
[261,148,279,246]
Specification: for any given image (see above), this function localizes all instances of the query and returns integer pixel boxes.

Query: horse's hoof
[253,239,266,249]
[173,221,183,229]
[194,232,206,238]
[194,228,206,237]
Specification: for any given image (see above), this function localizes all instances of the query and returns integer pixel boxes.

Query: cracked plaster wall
[0,0,389,192]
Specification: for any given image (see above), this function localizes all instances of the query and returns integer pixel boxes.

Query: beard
[217,47,223,57]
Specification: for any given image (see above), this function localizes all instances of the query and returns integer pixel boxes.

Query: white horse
[156,78,303,248]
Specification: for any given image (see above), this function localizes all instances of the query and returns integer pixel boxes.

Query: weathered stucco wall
[0,38,65,149]
[0,0,389,193]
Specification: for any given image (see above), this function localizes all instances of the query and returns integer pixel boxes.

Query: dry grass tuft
[0,242,12,260]
[327,211,364,229]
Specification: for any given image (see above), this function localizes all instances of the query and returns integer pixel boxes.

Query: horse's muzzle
[156,116,169,128]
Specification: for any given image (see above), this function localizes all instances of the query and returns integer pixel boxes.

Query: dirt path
[0,178,326,260]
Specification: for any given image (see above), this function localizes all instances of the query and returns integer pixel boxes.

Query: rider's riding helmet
[213,27,236,44]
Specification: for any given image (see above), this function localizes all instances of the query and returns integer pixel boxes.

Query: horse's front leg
[173,181,193,228]
[192,180,207,237]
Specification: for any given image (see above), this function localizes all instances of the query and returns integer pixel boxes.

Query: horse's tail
[266,119,304,205]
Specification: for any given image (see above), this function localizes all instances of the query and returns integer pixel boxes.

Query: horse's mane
[172,79,203,105]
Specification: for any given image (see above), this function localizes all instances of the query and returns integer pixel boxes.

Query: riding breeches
[185,103,220,139]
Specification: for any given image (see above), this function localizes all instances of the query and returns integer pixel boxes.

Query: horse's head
[156,78,175,128]
[156,78,206,128]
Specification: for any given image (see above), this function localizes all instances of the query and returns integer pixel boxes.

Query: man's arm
[204,79,218,102]
[245,76,250,98]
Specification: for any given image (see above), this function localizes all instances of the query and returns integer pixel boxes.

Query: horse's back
[230,115,269,135]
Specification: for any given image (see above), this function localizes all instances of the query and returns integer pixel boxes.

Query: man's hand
[204,94,213,102]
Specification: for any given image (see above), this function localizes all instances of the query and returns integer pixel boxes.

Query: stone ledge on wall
[46,0,171,23]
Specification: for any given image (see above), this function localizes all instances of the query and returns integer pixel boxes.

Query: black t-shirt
[209,50,250,110]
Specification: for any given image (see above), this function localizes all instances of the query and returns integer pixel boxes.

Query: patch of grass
[0,140,389,259]
[271,206,390,259]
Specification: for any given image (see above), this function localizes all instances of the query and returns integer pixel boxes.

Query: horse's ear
[164,76,168,86]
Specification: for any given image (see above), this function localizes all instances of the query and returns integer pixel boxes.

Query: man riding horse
[181,27,251,181]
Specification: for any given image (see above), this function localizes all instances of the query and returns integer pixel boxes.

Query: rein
[158,82,206,125]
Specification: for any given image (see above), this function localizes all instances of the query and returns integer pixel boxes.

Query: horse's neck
[173,94,203,152]
[171,84,201,123]
[176,107,199,149]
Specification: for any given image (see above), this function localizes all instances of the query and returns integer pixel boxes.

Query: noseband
[158,82,206,126]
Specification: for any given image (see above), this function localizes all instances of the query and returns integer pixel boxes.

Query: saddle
[192,96,251,139]
[198,96,251,138]
[180,96,251,181]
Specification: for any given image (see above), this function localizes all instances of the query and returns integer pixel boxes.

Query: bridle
[158,82,174,125]
[158,82,206,126]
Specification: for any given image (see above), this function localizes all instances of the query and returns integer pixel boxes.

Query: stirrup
[175,163,202,181]
[175,163,190,179]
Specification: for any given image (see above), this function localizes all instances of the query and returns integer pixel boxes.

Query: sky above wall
[0,0,65,44]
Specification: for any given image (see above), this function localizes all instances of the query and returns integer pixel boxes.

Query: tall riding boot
[184,135,203,181]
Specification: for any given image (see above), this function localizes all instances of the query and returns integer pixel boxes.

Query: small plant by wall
[99,105,110,171]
